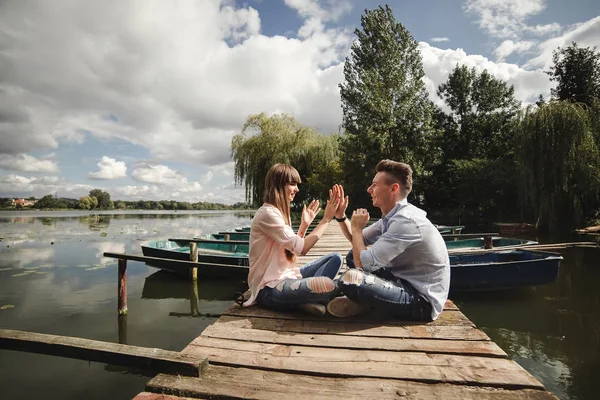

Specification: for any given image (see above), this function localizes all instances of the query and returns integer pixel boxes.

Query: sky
[0,0,599,204]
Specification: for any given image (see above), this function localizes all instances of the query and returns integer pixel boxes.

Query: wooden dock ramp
[137,223,557,400]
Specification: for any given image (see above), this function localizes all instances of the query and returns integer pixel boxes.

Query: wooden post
[118,259,127,315]
[190,242,198,281]
[190,281,200,317]
[118,314,128,345]
[483,236,493,250]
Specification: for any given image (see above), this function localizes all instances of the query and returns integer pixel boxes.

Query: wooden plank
[200,315,489,340]
[0,329,206,377]
[223,306,473,326]
[199,322,507,357]
[147,365,556,400]
[133,392,203,400]
[182,338,544,389]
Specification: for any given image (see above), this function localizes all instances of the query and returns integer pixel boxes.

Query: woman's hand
[301,199,321,227]
[329,184,349,219]
[322,197,341,223]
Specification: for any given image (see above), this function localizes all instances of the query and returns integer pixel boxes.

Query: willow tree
[516,101,600,232]
[339,5,437,209]
[231,113,341,207]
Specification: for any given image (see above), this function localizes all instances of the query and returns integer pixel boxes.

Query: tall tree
[339,5,437,209]
[437,64,520,159]
[231,113,340,207]
[516,101,600,232]
[89,189,113,209]
[546,42,600,107]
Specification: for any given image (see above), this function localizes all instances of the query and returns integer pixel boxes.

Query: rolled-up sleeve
[362,219,382,246]
[360,216,421,272]
[255,207,305,255]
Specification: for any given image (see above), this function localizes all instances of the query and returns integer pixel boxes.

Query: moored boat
[450,249,562,291]
[445,237,537,250]
[141,239,249,267]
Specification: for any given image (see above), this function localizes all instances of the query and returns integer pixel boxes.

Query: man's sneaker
[326,296,370,318]
[298,303,326,316]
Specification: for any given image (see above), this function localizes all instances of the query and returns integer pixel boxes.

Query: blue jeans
[342,250,433,321]
[256,252,342,311]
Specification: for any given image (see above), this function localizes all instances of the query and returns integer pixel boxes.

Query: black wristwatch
[334,215,347,222]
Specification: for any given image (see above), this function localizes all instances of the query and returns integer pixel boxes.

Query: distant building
[12,198,36,207]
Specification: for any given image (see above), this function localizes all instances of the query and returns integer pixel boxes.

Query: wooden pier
[135,223,557,400]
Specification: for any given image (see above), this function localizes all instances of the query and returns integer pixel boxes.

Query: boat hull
[450,250,561,291]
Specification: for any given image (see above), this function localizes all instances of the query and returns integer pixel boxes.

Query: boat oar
[448,241,599,254]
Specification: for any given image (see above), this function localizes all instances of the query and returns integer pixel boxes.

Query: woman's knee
[306,276,336,293]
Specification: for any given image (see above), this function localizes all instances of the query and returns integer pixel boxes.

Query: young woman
[242,163,342,315]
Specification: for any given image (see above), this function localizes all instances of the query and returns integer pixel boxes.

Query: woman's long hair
[263,164,301,261]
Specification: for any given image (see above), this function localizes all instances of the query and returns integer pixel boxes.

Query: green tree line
[232,4,600,233]
[4,189,251,211]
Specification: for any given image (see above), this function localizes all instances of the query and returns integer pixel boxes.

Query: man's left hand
[351,208,370,230]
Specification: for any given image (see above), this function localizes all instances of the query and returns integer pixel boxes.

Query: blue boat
[450,250,562,291]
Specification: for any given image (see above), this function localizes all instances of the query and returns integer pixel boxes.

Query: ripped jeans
[341,250,433,321]
[256,252,342,311]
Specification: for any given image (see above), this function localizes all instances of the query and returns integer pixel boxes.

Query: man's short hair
[375,159,412,196]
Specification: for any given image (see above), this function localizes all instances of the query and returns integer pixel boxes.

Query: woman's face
[285,182,299,202]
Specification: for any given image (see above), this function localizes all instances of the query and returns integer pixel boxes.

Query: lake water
[0,211,598,399]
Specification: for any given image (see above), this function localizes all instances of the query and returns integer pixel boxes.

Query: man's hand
[351,208,370,231]
[329,184,349,219]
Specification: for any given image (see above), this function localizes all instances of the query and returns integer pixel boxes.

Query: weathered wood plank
[147,366,556,400]
[223,305,472,326]
[133,392,203,400]
[185,339,546,388]
[200,315,490,340]
[0,329,206,377]
[200,322,507,357]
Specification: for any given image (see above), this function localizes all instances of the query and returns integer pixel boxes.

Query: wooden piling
[118,258,127,315]
[484,235,493,249]
[189,242,198,281]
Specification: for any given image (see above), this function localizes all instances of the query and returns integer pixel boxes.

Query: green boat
[141,239,249,267]
[445,237,537,250]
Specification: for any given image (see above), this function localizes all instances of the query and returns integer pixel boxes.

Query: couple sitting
[242,160,450,321]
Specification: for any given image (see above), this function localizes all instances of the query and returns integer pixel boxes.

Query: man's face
[367,172,398,208]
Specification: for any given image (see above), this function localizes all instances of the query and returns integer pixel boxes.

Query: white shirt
[360,199,450,320]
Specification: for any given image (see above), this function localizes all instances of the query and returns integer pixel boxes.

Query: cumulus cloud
[494,40,535,61]
[430,37,450,43]
[0,174,93,198]
[0,0,350,168]
[88,156,127,180]
[0,153,59,173]
[419,42,553,107]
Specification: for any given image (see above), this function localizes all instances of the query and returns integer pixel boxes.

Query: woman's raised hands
[301,199,321,227]
[329,184,349,219]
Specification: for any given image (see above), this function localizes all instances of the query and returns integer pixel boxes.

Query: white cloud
[430,37,450,43]
[0,174,93,198]
[0,153,59,173]
[0,0,350,169]
[419,42,553,107]
[463,0,556,39]
[88,156,127,180]
[494,40,535,61]
[284,0,352,38]
[526,16,600,68]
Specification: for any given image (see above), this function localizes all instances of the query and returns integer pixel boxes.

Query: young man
[327,160,450,321]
